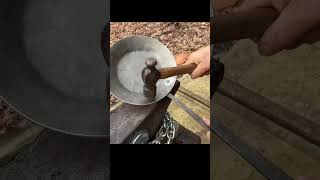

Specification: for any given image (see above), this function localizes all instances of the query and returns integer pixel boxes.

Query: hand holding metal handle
[159,63,197,79]
[211,7,320,44]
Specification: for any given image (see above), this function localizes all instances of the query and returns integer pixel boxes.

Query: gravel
[110,22,210,105]
[0,99,23,135]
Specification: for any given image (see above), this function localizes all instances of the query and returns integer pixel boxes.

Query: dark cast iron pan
[0,0,109,138]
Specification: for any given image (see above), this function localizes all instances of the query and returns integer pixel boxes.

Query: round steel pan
[0,0,108,137]
[110,36,177,105]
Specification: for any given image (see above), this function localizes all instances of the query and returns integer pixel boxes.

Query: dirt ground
[0,99,22,135]
[110,22,210,104]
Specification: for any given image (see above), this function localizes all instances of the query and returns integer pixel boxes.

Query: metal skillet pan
[110,36,177,105]
[0,0,108,137]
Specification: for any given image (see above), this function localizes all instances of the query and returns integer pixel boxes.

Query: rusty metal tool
[142,58,196,99]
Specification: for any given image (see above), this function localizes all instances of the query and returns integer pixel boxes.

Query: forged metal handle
[211,7,320,44]
[159,63,197,79]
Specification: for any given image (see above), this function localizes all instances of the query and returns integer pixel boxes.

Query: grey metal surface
[0,0,109,137]
[110,36,176,105]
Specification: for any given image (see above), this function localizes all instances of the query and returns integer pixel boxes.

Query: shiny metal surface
[110,36,176,105]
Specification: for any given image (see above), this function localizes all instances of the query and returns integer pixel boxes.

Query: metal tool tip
[145,58,157,67]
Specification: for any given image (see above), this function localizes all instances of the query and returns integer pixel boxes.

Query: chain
[148,112,176,144]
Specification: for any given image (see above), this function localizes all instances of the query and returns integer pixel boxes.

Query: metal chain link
[148,112,176,144]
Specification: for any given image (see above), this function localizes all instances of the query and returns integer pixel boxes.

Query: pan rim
[0,96,109,138]
[110,35,177,105]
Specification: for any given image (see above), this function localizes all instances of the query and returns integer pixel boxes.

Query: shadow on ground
[0,130,109,180]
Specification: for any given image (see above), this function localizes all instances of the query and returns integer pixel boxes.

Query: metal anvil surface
[110,81,180,144]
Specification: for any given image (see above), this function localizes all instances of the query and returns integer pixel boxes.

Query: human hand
[296,176,316,180]
[175,46,210,79]
[233,0,320,56]
[203,117,210,139]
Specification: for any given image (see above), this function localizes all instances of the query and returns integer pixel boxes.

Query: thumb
[258,0,320,56]
[296,176,315,180]
[232,0,271,13]
[175,53,189,65]
[191,61,210,79]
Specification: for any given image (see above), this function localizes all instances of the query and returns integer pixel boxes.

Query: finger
[289,28,320,49]
[232,0,290,14]
[203,117,210,140]
[203,117,210,126]
[296,176,314,180]
[258,0,320,56]
[232,0,271,12]
[184,56,196,65]
[214,0,240,12]
[194,66,210,76]
[185,46,210,65]
[191,61,210,79]
[175,53,189,65]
